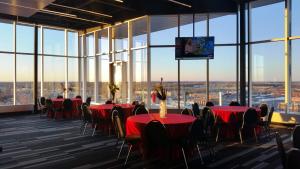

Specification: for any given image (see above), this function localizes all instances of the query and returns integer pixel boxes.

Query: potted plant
[109,83,119,102]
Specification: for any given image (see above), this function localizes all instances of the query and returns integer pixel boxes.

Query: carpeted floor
[0,114,294,169]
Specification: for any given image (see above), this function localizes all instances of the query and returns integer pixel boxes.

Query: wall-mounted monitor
[175,37,214,60]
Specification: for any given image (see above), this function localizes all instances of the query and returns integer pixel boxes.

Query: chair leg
[117,140,125,159]
[239,129,243,144]
[124,144,132,166]
[196,144,204,164]
[92,124,97,136]
[181,147,189,169]
[254,128,258,142]
[82,123,88,135]
[216,128,220,143]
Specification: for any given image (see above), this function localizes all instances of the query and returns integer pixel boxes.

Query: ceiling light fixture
[168,0,192,8]
[115,0,124,3]
[50,3,112,18]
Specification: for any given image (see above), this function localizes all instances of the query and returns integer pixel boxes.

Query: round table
[90,103,134,120]
[126,113,196,139]
[210,106,261,139]
[51,98,83,119]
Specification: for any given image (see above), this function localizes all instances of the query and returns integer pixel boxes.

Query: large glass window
[180,15,193,37]
[68,57,79,98]
[68,31,78,56]
[150,15,178,45]
[291,40,300,112]
[16,24,34,53]
[98,55,109,103]
[0,19,13,52]
[151,48,178,108]
[292,0,300,36]
[86,57,95,100]
[113,23,128,51]
[0,53,14,105]
[251,42,284,111]
[97,29,109,54]
[44,28,65,55]
[251,1,284,41]
[195,14,207,37]
[133,49,147,103]
[210,46,237,105]
[132,17,147,48]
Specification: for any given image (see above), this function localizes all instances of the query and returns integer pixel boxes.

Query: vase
[159,100,167,118]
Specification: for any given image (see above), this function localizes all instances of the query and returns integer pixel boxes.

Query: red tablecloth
[210,106,261,139]
[90,104,134,120]
[51,98,83,119]
[126,113,196,159]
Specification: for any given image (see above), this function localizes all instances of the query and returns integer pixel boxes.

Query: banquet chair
[239,108,259,144]
[259,106,274,140]
[287,149,300,169]
[38,97,47,117]
[57,95,63,99]
[188,119,205,164]
[275,132,287,169]
[202,107,217,158]
[45,99,55,118]
[134,105,149,115]
[75,95,82,99]
[81,104,97,136]
[292,125,300,149]
[205,101,214,107]
[143,120,188,169]
[229,101,240,106]
[181,108,194,116]
[86,97,92,106]
[113,111,141,165]
[62,99,73,119]
[111,106,124,136]
[132,100,139,105]
[192,102,201,117]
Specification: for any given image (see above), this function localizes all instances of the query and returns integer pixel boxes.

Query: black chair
[134,105,149,115]
[110,106,124,136]
[259,103,269,117]
[113,110,141,165]
[229,101,240,106]
[38,97,46,117]
[45,99,55,118]
[132,100,139,105]
[75,95,82,99]
[188,119,205,164]
[292,125,300,149]
[105,100,113,104]
[202,107,217,158]
[57,95,63,99]
[287,149,300,169]
[259,106,274,139]
[206,101,214,107]
[81,104,97,136]
[86,97,92,106]
[239,108,259,144]
[192,102,201,117]
[275,132,287,169]
[62,98,73,119]
[181,108,194,116]
[143,120,188,168]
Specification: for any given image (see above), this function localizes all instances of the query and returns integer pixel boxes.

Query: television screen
[175,37,214,60]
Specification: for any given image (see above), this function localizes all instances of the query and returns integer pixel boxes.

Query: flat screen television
[175,37,214,60]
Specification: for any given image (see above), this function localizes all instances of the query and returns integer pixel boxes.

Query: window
[0,19,13,52]
[97,29,109,54]
[133,49,147,103]
[180,15,193,37]
[0,53,14,105]
[113,24,128,51]
[132,17,147,48]
[195,14,207,37]
[292,0,300,36]
[98,55,109,103]
[86,57,95,100]
[16,24,34,53]
[251,42,284,111]
[291,40,300,112]
[251,1,284,41]
[44,28,65,55]
[68,31,78,56]
[151,48,178,108]
[68,57,79,98]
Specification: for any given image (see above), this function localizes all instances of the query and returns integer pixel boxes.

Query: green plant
[109,83,119,100]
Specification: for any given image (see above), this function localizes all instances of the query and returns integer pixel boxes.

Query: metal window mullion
[236,9,240,102]
[82,35,87,100]
[248,3,252,106]
[128,21,133,103]
[94,31,99,102]
[41,26,44,97]
[178,14,181,109]
[285,0,292,112]
[146,16,151,108]
[206,14,210,102]
[13,21,16,105]
[65,29,68,98]
[78,36,82,97]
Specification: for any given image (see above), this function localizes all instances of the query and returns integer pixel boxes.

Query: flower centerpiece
[155,77,167,118]
[109,83,119,103]
[60,83,67,98]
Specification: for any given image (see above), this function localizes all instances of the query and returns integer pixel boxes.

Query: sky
[0,1,300,83]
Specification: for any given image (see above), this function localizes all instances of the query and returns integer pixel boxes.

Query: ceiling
[0,0,283,31]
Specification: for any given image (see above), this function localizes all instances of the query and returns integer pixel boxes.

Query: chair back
[203,107,215,134]
[132,100,139,105]
[105,100,113,104]
[57,95,63,99]
[75,95,82,99]
[111,106,124,122]
[189,119,205,141]
[205,101,214,107]
[45,99,53,109]
[229,101,240,106]
[40,97,46,106]
[267,107,274,126]
[292,125,300,149]
[181,108,193,116]
[86,97,92,106]
[63,99,73,111]
[134,105,149,115]
[82,104,93,123]
[192,102,200,117]
[259,103,268,117]
[242,108,259,128]
[112,110,126,139]
[144,120,169,148]
[275,132,287,169]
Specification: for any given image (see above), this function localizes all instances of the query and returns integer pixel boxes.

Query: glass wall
[85,33,95,101]
[0,53,14,105]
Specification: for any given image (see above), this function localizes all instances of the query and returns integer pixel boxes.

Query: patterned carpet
[0,114,294,169]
